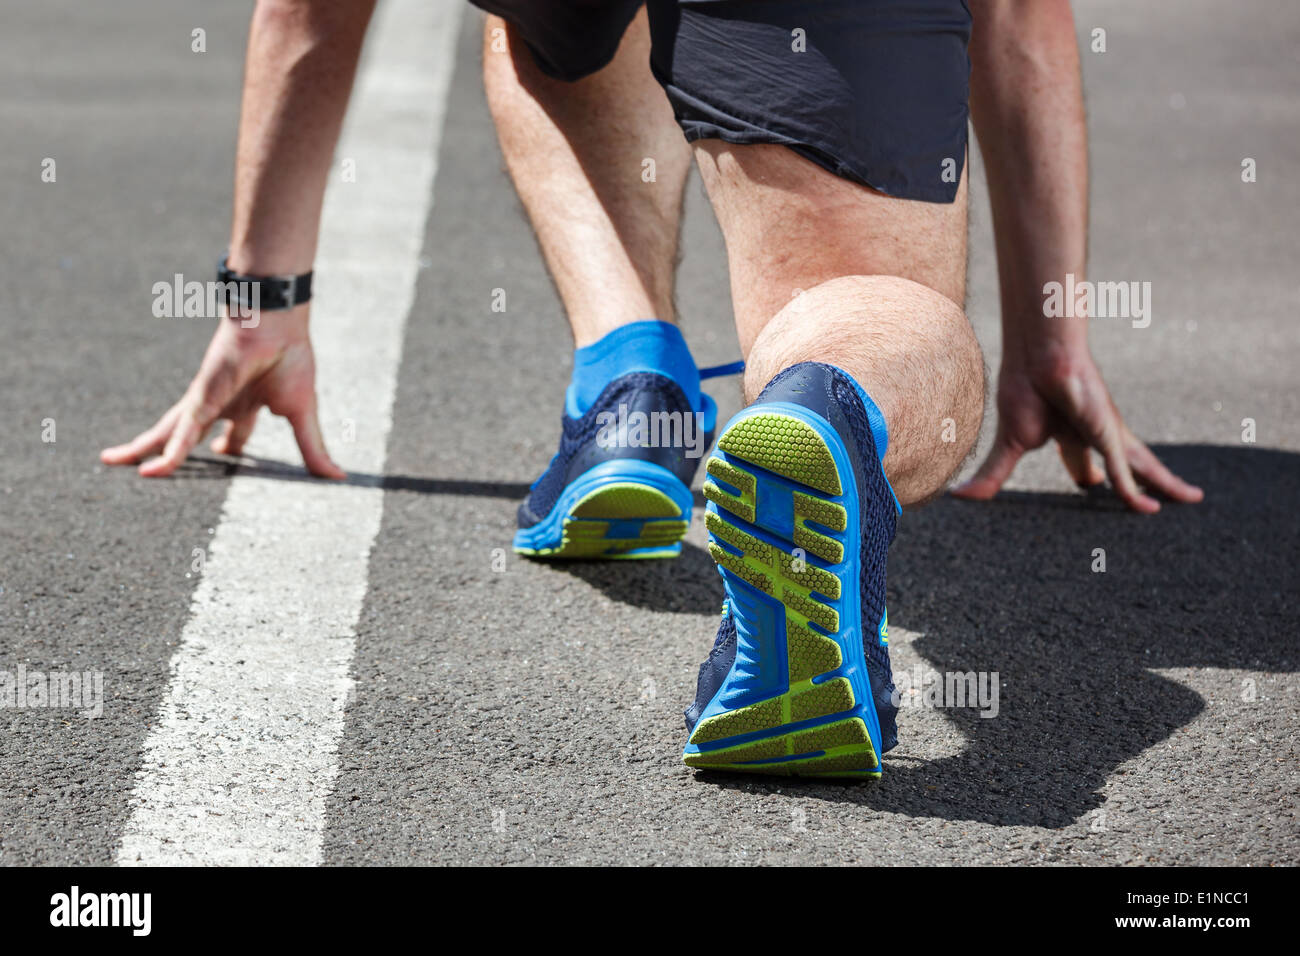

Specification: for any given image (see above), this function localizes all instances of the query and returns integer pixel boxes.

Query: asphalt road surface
[1,0,1296,866]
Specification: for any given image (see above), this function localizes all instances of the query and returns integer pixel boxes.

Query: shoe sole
[683,406,882,779]
[514,462,692,560]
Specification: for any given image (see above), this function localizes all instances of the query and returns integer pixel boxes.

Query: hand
[953,347,1203,513]
[100,307,345,479]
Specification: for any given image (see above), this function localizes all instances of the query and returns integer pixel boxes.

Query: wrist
[1000,328,1094,387]
[1001,306,1089,366]
[225,244,315,277]
[217,254,313,322]
[220,300,310,348]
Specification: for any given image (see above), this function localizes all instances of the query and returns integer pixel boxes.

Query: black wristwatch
[216,255,313,312]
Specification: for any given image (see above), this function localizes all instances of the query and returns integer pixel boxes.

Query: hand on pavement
[952,348,1203,513]
[100,308,345,479]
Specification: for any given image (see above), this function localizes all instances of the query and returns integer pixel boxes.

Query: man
[102,0,1202,778]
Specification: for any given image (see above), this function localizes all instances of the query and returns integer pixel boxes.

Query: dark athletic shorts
[472,0,972,203]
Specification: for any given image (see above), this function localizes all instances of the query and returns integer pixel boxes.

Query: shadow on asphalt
[172,452,724,614]
[173,452,711,508]
[171,453,535,499]
[547,539,725,615]
[169,444,1296,827]
[692,444,1298,827]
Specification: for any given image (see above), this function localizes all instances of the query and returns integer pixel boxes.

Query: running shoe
[682,361,900,777]
[513,371,715,559]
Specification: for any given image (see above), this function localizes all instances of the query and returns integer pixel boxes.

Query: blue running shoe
[682,361,900,777]
[514,372,716,559]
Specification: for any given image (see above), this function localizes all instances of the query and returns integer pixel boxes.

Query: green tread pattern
[716,413,842,495]
[790,678,854,723]
[703,458,756,523]
[793,492,847,532]
[794,492,846,564]
[687,719,879,775]
[793,752,881,776]
[776,550,840,599]
[792,717,871,753]
[689,762,879,778]
[708,543,773,595]
[783,588,838,632]
[682,737,787,767]
[686,408,883,780]
[515,483,687,560]
[786,621,842,683]
[705,510,840,606]
[570,483,682,519]
[690,697,783,744]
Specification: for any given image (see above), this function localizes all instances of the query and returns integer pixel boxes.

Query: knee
[743,275,981,401]
[741,274,984,501]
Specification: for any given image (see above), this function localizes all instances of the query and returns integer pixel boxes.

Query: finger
[289,405,346,480]
[100,404,182,465]
[1096,426,1160,514]
[1052,383,1161,514]
[1125,434,1205,504]
[1056,435,1105,488]
[951,436,1023,500]
[210,409,259,457]
[138,404,215,477]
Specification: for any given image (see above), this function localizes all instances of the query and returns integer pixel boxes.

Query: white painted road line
[117,0,463,866]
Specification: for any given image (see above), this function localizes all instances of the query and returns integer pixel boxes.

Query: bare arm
[102,0,376,477]
[226,0,375,274]
[956,0,1202,511]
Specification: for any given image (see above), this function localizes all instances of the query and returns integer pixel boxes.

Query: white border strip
[118,0,462,866]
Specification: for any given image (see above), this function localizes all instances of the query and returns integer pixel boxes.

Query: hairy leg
[481,11,691,346]
[694,142,983,505]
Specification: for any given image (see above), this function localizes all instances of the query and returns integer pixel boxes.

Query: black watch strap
[216,255,313,312]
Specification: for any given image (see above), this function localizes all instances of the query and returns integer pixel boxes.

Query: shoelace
[699,360,745,380]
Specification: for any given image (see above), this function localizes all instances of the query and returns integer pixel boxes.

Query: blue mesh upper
[825,366,900,752]
[684,607,737,732]
[521,395,615,526]
[519,371,705,528]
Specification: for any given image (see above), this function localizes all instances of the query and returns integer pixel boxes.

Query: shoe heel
[685,408,881,778]
[560,481,689,558]
[514,461,693,560]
